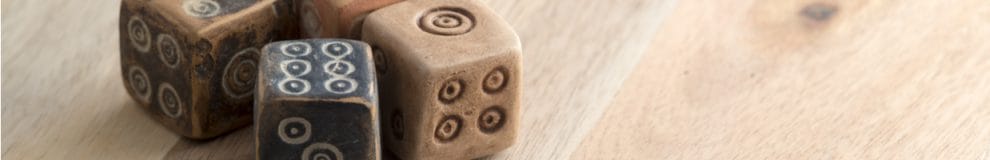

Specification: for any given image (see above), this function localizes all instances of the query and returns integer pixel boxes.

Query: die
[298,0,402,38]
[360,0,522,159]
[119,0,297,139]
[254,39,380,160]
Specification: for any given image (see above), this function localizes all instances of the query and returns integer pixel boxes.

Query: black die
[255,39,379,160]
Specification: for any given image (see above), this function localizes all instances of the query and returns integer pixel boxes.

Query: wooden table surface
[3,0,990,159]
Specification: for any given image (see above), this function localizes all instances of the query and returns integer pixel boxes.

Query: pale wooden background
[3,0,990,159]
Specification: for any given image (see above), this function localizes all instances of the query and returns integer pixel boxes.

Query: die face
[203,35,265,132]
[298,0,402,38]
[361,0,521,159]
[362,0,521,70]
[384,55,521,160]
[121,1,207,136]
[426,57,520,142]
[177,0,259,19]
[119,0,291,139]
[145,0,265,32]
[255,39,380,160]
[258,39,377,102]
[256,101,378,160]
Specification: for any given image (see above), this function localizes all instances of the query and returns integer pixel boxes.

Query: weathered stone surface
[119,0,298,139]
[255,39,380,160]
[361,0,522,159]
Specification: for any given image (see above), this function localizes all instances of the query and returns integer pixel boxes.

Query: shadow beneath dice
[161,124,406,160]
[383,147,402,160]
[163,126,255,160]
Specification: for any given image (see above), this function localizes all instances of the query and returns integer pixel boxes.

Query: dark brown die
[255,39,380,160]
[297,0,402,38]
[119,0,297,139]
[361,0,522,159]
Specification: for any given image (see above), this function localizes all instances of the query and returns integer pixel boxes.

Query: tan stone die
[361,0,522,159]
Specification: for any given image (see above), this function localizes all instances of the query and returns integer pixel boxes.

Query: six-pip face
[255,39,380,160]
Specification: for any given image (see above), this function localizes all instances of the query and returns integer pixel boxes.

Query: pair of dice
[119,0,520,159]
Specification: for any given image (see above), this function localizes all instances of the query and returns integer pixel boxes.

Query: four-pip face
[360,0,522,159]
[119,0,294,139]
[255,39,380,160]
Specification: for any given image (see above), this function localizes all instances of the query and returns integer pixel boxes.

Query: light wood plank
[1,0,181,159]
[482,0,677,159]
[573,0,990,159]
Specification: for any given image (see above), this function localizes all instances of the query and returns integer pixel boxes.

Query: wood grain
[1,0,676,159]
[484,0,676,159]
[1,0,181,159]
[573,0,990,159]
